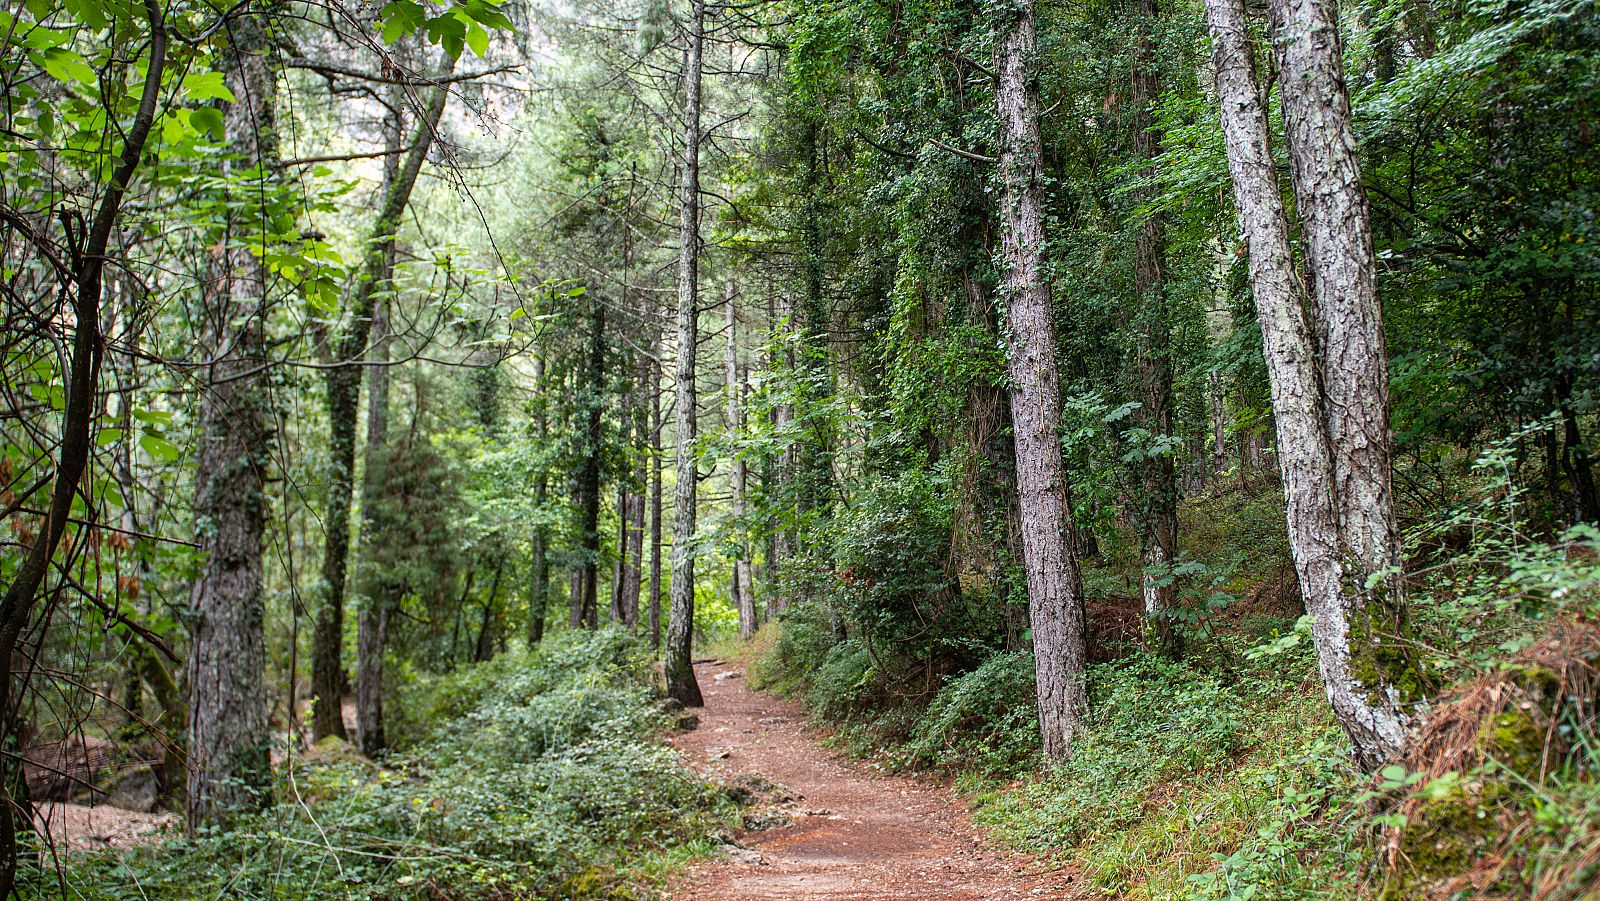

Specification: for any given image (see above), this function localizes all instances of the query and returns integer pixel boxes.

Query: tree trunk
[619,356,650,627]
[666,0,707,707]
[577,301,606,629]
[726,282,756,638]
[185,10,273,827]
[354,297,392,758]
[993,0,1088,759]
[530,360,550,646]
[649,351,665,651]
[1129,0,1180,654]
[312,80,450,742]
[1207,0,1413,768]
[1268,0,1417,764]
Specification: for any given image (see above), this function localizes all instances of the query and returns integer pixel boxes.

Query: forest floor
[671,661,1085,900]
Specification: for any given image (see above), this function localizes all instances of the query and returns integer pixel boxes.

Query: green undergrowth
[43,629,733,900]
[751,463,1600,898]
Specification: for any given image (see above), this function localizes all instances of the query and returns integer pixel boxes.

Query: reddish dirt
[671,662,1084,900]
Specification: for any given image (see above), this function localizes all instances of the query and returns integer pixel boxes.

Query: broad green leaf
[139,434,180,462]
[183,71,235,103]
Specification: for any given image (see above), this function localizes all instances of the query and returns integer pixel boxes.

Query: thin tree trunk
[649,351,665,651]
[1129,0,1180,653]
[726,282,755,638]
[312,80,450,742]
[619,356,650,628]
[1207,0,1413,768]
[577,302,606,629]
[185,9,272,827]
[666,0,708,707]
[994,0,1088,759]
[530,360,550,646]
[354,299,391,757]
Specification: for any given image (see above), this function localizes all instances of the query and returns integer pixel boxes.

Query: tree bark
[993,0,1088,759]
[649,351,665,651]
[354,302,391,757]
[666,0,708,707]
[186,10,274,823]
[312,80,449,742]
[578,300,606,629]
[725,282,755,638]
[1206,0,1413,768]
[530,361,550,647]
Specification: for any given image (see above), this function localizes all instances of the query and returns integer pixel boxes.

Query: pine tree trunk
[312,80,449,742]
[649,349,665,650]
[994,0,1088,759]
[186,9,273,826]
[666,0,708,707]
[726,282,756,638]
[1206,0,1412,768]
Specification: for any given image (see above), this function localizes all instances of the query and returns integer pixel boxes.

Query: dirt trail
[671,661,1082,901]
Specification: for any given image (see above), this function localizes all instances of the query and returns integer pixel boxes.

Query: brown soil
[671,662,1084,900]
[33,801,176,851]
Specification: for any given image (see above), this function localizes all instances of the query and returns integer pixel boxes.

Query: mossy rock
[1384,781,1502,898]
[1479,707,1549,781]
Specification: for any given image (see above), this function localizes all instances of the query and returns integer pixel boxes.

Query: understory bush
[44,630,730,900]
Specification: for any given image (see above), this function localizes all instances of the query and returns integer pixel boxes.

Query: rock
[106,768,160,813]
[757,716,788,725]
[713,671,741,682]
[743,810,794,831]
[674,713,701,732]
[726,845,765,865]
[707,747,732,759]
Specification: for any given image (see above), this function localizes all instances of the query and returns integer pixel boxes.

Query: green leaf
[427,12,468,59]
[465,18,489,58]
[139,434,180,462]
[95,428,124,447]
[38,47,97,84]
[190,106,224,139]
[380,0,427,43]
[183,71,235,103]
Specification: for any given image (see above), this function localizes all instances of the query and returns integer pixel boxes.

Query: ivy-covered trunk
[186,8,274,826]
[993,0,1088,760]
[312,79,450,742]
[1206,0,1414,768]
[666,0,707,707]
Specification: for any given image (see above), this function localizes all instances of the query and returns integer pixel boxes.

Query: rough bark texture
[1206,0,1411,768]
[1267,0,1414,764]
[186,11,273,826]
[726,283,755,638]
[354,301,391,758]
[993,0,1088,759]
[666,0,707,708]
[312,81,449,742]
[1129,0,1179,651]
[649,349,665,650]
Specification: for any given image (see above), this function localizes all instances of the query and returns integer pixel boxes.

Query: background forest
[2,0,1599,896]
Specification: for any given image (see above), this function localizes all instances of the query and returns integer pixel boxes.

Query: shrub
[45,629,730,899]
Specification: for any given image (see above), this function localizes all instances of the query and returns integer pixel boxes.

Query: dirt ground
[671,662,1085,901]
[33,801,176,852]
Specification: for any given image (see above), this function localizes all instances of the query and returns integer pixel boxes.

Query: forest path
[670,661,1083,900]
